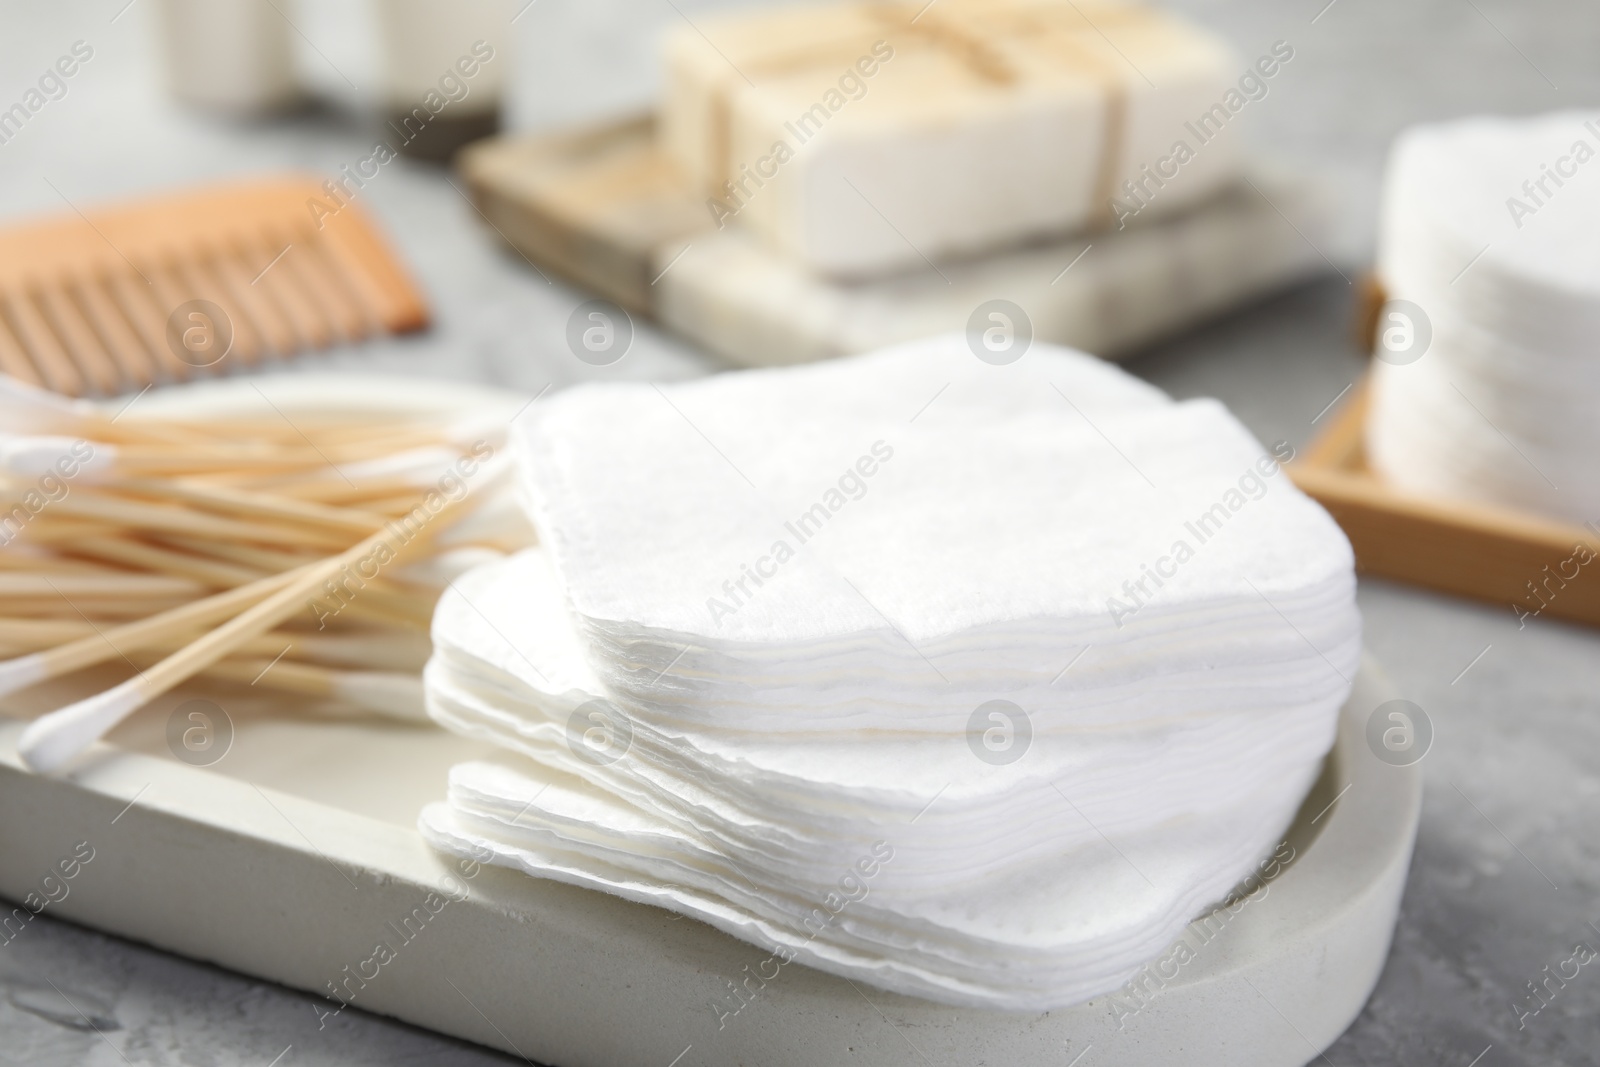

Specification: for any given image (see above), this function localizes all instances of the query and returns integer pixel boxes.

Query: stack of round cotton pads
[419,335,1360,1011]
[1367,112,1600,525]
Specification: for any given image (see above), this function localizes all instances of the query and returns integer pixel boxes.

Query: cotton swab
[1,369,522,770]
[240,476,432,504]
[66,536,264,588]
[201,659,428,721]
[113,479,391,534]
[45,490,355,550]
[4,597,195,619]
[0,619,432,671]
[0,573,205,599]
[17,492,466,771]
[0,567,303,700]
[136,535,439,630]
[0,550,101,574]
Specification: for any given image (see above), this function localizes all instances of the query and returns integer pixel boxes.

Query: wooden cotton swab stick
[46,490,355,550]
[4,597,195,619]
[117,479,390,534]
[230,476,431,504]
[0,566,304,699]
[0,619,431,671]
[147,534,440,624]
[152,533,323,573]
[0,550,103,574]
[1,433,445,483]
[0,376,210,447]
[201,659,428,721]
[0,573,205,599]
[17,493,464,771]
[0,618,103,646]
[37,647,431,722]
[51,531,435,633]
[0,433,307,477]
[66,536,263,588]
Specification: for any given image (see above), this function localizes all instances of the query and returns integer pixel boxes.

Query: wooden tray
[459,116,703,315]
[1290,380,1600,627]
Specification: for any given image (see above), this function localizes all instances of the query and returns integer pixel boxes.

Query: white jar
[374,0,510,161]
[156,0,300,115]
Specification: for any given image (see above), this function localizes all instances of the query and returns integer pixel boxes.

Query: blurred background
[3,0,1600,1063]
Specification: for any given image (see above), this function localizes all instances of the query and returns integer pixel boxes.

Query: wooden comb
[0,177,429,396]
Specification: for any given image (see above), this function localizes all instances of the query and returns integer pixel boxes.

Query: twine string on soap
[697,0,1145,226]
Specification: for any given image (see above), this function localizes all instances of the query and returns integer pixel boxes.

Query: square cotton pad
[419,335,1359,1010]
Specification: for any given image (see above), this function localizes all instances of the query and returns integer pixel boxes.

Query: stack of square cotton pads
[1367,111,1600,525]
[419,335,1360,1010]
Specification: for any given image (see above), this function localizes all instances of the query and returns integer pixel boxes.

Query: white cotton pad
[1368,111,1600,525]
[420,548,1332,1010]
[422,336,1359,1011]
[513,340,1357,728]
[418,766,1315,1009]
[1378,111,1600,356]
[424,547,1341,869]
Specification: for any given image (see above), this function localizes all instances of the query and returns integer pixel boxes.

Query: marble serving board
[0,655,1419,1067]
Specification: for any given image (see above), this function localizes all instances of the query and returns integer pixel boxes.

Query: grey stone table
[2,0,1597,1063]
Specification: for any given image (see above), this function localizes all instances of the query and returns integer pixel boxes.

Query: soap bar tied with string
[662,0,1245,276]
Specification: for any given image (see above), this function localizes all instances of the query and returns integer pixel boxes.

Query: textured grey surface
[2,0,1599,1064]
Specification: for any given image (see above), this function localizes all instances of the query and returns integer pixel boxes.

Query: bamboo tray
[1290,380,1600,627]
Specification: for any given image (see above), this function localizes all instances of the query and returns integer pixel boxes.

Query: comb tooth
[0,291,44,386]
[3,287,85,396]
[289,230,370,343]
[222,238,298,361]
[76,272,159,389]
[238,234,333,350]
[207,245,297,357]
[168,253,262,370]
[103,270,175,388]
[315,225,405,331]
[35,278,123,395]
[262,226,347,347]
[140,258,203,381]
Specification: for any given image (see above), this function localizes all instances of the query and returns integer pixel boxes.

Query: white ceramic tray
[0,375,1419,1065]
[0,655,1418,1067]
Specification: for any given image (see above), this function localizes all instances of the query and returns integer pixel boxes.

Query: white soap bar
[661,0,1251,277]
[654,170,1331,366]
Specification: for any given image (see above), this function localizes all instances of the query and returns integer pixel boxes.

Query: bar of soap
[661,0,1246,276]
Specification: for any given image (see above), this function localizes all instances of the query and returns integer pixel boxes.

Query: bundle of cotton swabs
[0,375,529,773]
